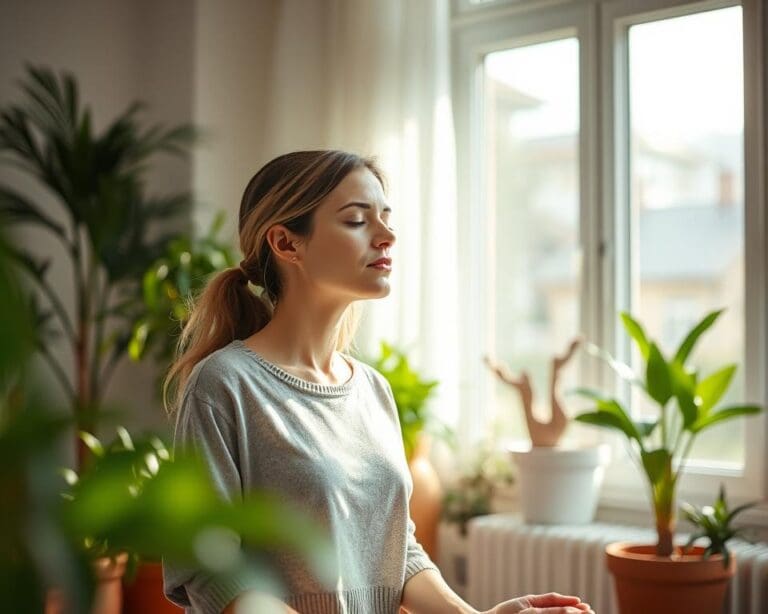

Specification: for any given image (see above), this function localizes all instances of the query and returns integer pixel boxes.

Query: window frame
[452,0,768,525]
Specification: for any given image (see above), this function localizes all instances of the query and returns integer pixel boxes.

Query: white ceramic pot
[511,445,610,524]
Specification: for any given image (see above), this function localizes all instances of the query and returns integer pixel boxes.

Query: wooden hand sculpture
[484,335,584,447]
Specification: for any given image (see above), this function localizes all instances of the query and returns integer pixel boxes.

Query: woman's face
[296,167,396,301]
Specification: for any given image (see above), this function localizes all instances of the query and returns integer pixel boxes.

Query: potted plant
[363,341,441,558]
[54,426,336,614]
[485,336,610,524]
[571,309,764,614]
[0,64,195,468]
[680,484,758,567]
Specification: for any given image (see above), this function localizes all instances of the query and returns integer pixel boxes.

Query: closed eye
[345,221,396,231]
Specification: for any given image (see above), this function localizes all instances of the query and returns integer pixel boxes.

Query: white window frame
[452,0,768,527]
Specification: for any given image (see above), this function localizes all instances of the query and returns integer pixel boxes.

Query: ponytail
[162,267,271,414]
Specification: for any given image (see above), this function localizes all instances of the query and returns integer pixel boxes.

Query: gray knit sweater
[162,339,440,614]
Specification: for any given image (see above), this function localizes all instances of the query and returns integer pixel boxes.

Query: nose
[374,223,396,248]
[373,221,397,247]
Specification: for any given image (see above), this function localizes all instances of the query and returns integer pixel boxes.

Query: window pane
[484,38,582,444]
[628,7,745,465]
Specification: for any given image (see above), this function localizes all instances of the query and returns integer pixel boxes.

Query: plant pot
[606,542,736,614]
[407,434,442,561]
[510,444,610,524]
[123,561,182,613]
[46,552,129,614]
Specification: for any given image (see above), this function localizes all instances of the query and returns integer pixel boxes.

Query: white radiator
[466,514,768,614]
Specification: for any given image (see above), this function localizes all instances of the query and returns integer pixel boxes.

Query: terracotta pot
[46,552,129,614]
[606,542,735,614]
[123,562,182,614]
[407,433,442,561]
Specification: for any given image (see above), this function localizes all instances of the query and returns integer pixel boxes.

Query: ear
[265,224,304,264]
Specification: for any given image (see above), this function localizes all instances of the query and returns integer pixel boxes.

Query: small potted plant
[363,341,441,558]
[571,309,764,614]
[485,336,610,524]
[438,432,515,597]
[680,484,758,568]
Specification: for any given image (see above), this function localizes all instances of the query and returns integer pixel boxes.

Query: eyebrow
[337,202,392,213]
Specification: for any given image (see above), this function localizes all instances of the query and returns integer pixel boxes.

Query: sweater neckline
[232,338,358,397]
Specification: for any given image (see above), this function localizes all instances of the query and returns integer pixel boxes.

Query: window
[453,0,766,508]
[484,38,583,442]
[628,7,746,467]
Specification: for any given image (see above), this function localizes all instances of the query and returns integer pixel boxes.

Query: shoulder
[183,341,248,409]
[347,355,394,400]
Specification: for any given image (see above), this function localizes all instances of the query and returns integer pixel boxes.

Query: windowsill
[492,483,768,542]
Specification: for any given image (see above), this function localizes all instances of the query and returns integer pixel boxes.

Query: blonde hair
[163,150,386,414]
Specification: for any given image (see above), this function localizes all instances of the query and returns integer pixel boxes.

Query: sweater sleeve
[162,389,266,614]
[404,515,441,582]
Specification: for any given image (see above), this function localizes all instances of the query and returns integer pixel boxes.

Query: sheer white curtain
[262,0,461,444]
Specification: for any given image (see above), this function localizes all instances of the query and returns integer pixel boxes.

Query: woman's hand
[482,592,595,614]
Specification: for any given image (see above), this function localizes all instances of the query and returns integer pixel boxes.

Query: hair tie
[237,260,250,285]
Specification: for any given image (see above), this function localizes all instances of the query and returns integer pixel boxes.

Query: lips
[367,257,392,267]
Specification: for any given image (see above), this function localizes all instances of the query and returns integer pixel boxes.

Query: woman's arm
[222,591,301,614]
[400,571,594,614]
[400,569,477,614]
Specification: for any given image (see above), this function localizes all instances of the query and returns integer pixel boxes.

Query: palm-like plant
[570,309,763,557]
[680,484,757,568]
[0,65,195,466]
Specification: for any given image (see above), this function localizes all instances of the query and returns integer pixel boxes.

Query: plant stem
[89,271,111,405]
[30,274,77,345]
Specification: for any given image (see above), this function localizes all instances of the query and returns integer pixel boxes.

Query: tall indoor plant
[571,308,763,614]
[0,65,195,467]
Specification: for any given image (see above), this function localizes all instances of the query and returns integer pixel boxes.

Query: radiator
[466,514,768,614]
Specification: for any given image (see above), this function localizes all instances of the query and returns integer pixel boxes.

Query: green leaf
[696,364,737,414]
[575,398,642,445]
[0,186,67,238]
[78,431,104,457]
[620,312,651,361]
[673,309,725,366]
[641,448,670,485]
[691,404,763,434]
[646,343,673,406]
[670,361,699,429]
[636,417,659,438]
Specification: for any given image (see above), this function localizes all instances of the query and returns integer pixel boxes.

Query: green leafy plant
[364,341,439,461]
[128,211,236,394]
[0,65,196,466]
[1,222,334,612]
[441,432,514,536]
[680,485,758,568]
[570,309,763,557]
[60,426,336,587]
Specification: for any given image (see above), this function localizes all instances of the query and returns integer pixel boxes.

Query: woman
[162,150,594,614]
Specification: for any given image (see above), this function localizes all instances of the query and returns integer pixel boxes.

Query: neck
[250,287,353,376]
